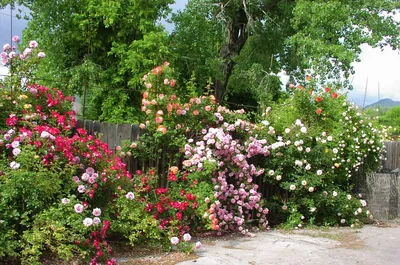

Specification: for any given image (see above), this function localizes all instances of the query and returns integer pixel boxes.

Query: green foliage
[113,195,165,246]
[379,106,400,137]
[1,0,174,122]
[21,197,89,265]
[0,145,78,258]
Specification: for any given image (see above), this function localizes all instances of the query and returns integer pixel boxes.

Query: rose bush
[256,84,383,227]
[0,38,133,265]
[121,63,272,236]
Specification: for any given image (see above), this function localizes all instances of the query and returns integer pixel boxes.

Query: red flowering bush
[0,39,132,264]
[113,168,206,248]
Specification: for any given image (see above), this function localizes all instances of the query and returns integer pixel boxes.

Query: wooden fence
[75,119,277,197]
[382,141,400,172]
[76,120,400,199]
[76,120,173,188]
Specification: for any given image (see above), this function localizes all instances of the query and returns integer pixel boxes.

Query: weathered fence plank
[107,123,118,151]
[383,142,400,171]
[99,122,109,146]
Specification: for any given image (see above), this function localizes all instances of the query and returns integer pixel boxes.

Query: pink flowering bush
[1,36,46,93]
[182,126,270,234]
[120,63,270,237]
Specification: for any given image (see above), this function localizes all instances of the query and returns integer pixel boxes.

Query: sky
[1,1,399,106]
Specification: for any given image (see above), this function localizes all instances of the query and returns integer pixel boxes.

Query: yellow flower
[325,148,329,153]
[18,95,28,100]
[34,155,39,159]
[334,163,340,168]
[23,104,32,109]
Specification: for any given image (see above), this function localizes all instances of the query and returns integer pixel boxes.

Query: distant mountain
[364,98,400,109]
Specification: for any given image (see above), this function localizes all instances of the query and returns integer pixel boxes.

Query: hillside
[364,98,400,109]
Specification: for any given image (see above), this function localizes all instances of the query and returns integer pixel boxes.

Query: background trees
[171,0,400,107]
[1,0,174,122]
[1,0,399,122]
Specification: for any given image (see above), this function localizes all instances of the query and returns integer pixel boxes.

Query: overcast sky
[1,1,399,106]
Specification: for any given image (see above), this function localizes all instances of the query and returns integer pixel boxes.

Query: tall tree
[1,0,174,122]
[172,0,400,104]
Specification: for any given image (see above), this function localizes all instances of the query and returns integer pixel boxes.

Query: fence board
[106,124,118,151]
[117,124,133,147]
[383,142,400,171]
[99,122,109,148]
[76,119,84,129]
[93,121,101,134]
[84,120,93,135]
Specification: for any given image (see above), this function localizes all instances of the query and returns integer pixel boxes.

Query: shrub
[256,85,382,227]
[0,38,131,265]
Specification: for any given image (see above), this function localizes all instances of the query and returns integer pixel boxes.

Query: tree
[380,106,400,137]
[1,0,174,122]
[171,0,400,105]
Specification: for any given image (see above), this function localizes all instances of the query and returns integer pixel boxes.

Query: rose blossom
[78,185,86,193]
[12,148,21,156]
[74,204,84,213]
[10,161,20,169]
[92,208,102,217]
[83,217,93,227]
[126,192,135,200]
[183,233,192,242]
[170,237,179,245]
[12,36,20,43]
[29,40,38,48]
[93,217,101,225]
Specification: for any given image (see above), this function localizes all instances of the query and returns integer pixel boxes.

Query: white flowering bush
[256,85,382,227]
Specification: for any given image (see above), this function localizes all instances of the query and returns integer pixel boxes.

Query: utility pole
[362,77,368,109]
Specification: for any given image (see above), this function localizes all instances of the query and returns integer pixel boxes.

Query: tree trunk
[215,6,249,103]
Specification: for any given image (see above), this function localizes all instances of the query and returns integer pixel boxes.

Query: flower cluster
[131,169,199,235]
[1,36,45,66]
[183,126,270,234]
[170,233,201,253]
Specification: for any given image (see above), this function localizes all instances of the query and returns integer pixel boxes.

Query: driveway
[177,223,400,265]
